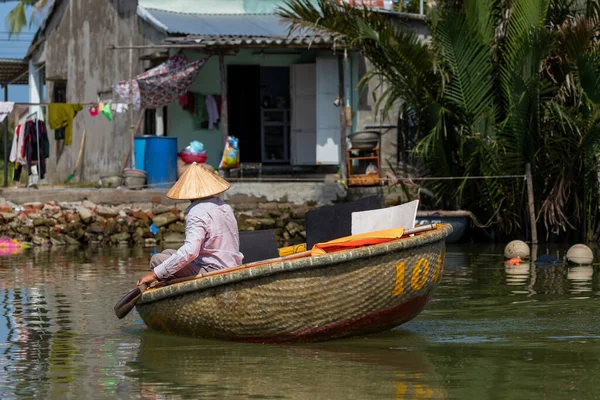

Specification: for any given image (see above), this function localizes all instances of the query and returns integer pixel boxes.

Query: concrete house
[22,0,427,193]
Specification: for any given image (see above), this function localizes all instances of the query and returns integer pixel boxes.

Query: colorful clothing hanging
[24,120,49,179]
[137,59,207,110]
[113,53,207,110]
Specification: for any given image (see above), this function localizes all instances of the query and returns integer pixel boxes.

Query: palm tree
[4,0,48,37]
[277,0,600,241]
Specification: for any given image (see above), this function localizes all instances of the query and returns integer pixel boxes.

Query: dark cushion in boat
[305,195,385,249]
[239,229,279,264]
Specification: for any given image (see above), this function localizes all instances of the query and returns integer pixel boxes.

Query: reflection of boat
[126,329,446,399]
[136,225,452,343]
[415,211,470,243]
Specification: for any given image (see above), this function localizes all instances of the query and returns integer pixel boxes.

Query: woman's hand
[137,271,157,286]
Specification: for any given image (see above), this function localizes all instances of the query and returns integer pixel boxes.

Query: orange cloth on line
[310,228,405,256]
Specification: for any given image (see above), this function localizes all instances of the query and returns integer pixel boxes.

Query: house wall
[31,0,165,183]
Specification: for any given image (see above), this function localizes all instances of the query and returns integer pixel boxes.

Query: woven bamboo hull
[136,224,452,343]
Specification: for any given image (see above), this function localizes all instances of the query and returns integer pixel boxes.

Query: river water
[0,243,598,399]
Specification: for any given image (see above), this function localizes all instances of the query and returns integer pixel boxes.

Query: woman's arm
[151,215,208,280]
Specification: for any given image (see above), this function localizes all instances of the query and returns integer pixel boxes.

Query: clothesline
[3,101,134,106]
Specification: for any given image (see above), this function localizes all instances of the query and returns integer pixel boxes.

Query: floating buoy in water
[504,240,530,260]
[566,244,593,265]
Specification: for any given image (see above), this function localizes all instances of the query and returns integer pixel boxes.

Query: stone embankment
[0,198,314,247]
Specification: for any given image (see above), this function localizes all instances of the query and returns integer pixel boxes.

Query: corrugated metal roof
[138,6,334,48]
[137,7,298,36]
[0,58,29,86]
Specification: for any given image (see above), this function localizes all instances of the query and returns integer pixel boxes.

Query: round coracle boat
[136,224,453,343]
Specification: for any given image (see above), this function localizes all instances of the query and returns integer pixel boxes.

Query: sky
[0,2,45,103]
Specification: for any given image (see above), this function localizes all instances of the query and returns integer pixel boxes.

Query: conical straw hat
[166,162,230,200]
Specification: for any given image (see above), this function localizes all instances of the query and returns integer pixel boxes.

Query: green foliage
[5,0,47,37]
[278,0,600,240]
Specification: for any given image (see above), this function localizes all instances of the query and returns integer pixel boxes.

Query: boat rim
[137,224,453,305]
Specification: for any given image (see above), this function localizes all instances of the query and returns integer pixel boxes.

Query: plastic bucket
[123,168,147,190]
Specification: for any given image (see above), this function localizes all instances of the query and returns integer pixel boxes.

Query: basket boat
[136,224,453,343]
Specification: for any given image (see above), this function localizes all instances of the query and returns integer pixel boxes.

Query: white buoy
[566,244,594,265]
[504,240,530,259]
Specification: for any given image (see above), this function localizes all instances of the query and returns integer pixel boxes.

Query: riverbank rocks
[504,240,530,260]
[566,244,594,265]
[0,199,315,248]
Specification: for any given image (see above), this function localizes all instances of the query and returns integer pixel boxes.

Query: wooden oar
[113,223,439,319]
[114,283,148,319]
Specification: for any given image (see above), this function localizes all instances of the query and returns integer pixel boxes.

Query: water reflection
[127,330,446,400]
[0,244,597,399]
[504,262,531,288]
[567,266,593,295]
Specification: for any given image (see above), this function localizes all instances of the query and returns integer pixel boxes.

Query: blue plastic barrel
[142,136,178,189]
[133,137,146,170]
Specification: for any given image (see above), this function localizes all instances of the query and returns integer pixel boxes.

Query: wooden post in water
[337,54,348,183]
[526,163,538,245]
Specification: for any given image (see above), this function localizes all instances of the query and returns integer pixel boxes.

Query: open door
[290,64,317,165]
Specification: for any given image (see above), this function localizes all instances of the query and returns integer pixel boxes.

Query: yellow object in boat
[278,243,306,257]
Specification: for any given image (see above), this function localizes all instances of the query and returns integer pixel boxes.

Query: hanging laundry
[13,163,22,182]
[0,102,14,122]
[193,93,209,130]
[88,105,99,116]
[101,104,113,121]
[48,103,83,145]
[17,124,26,163]
[206,95,219,129]
[116,103,125,113]
[179,93,189,107]
[10,124,26,164]
[110,103,117,111]
[12,124,26,182]
[9,125,19,163]
[24,120,49,180]
[114,53,208,110]
[181,92,197,116]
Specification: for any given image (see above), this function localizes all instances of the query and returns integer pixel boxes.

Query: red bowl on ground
[180,152,207,164]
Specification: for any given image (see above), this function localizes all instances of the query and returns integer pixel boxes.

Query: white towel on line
[0,101,15,123]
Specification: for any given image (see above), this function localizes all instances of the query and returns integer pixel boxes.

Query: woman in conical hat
[137,163,243,286]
